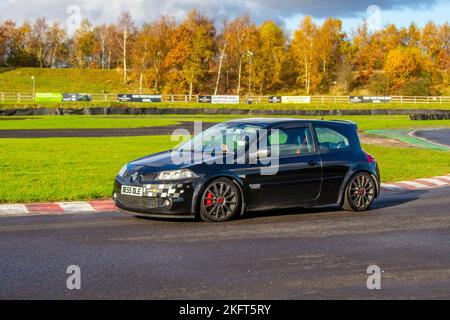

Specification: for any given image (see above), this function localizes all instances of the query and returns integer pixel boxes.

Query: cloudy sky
[0,0,448,33]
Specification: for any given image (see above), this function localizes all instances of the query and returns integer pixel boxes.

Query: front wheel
[199,178,241,222]
[342,172,376,211]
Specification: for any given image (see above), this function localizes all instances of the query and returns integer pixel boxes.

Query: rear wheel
[342,172,375,211]
[199,178,241,222]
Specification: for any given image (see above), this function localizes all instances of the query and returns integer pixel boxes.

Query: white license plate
[121,185,143,197]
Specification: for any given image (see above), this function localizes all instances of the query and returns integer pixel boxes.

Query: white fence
[1,93,450,104]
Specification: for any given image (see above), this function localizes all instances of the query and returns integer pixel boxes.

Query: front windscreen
[177,123,264,154]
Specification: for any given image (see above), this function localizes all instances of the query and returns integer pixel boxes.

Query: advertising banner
[280,96,311,104]
[198,95,212,103]
[117,94,162,102]
[269,96,282,103]
[35,93,63,102]
[349,96,392,103]
[211,95,240,104]
[62,93,92,102]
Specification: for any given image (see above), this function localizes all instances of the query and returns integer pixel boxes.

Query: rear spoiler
[329,119,358,129]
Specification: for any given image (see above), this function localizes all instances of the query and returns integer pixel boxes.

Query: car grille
[140,173,158,183]
[116,194,162,210]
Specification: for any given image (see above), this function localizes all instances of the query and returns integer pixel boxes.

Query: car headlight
[118,164,128,177]
[156,169,198,180]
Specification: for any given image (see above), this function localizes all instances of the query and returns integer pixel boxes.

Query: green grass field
[0,134,449,203]
[1,115,450,131]
[0,136,177,203]
[0,116,181,129]
[362,144,450,182]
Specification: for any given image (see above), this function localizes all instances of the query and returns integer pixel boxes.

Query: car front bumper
[113,177,199,217]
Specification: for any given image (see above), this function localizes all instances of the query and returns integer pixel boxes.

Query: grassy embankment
[0,68,449,110]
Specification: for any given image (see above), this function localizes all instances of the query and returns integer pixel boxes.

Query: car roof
[226,118,357,128]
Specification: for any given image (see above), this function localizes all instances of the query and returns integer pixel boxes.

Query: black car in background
[113,118,380,222]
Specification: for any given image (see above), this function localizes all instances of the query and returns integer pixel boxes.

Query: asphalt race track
[415,128,450,147]
[0,122,217,138]
[0,187,449,299]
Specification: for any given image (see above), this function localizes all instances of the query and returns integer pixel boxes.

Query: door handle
[308,160,318,166]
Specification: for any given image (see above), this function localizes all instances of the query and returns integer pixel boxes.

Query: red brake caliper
[206,192,214,207]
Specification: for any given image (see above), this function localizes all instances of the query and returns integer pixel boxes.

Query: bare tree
[31,17,49,67]
[214,21,228,95]
[336,56,353,93]
[94,24,109,69]
[46,23,65,68]
[223,15,258,95]
[116,11,135,84]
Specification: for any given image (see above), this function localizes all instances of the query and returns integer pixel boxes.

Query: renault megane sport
[113,118,380,222]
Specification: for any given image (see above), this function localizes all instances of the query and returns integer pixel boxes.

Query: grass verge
[0,116,181,130]
[0,136,177,203]
[363,144,450,182]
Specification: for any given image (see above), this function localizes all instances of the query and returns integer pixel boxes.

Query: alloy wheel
[348,174,375,210]
[200,179,240,221]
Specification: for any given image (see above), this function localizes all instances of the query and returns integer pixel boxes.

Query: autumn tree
[73,19,95,68]
[384,46,427,90]
[103,24,120,69]
[350,22,375,83]
[165,11,215,97]
[335,55,354,94]
[437,23,450,73]
[291,16,318,94]
[223,15,259,95]
[213,20,228,95]
[30,17,49,67]
[316,18,343,73]
[0,21,11,65]
[46,23,66,68]
[93,24,110,69]
[0,12,449,95]
[131,16,175,93]
[404,23,421,48]
[2,20,37,67]
[252,20,287,94]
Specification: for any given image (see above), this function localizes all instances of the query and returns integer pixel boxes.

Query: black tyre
[199,178,241,222]
[342,172,376,211]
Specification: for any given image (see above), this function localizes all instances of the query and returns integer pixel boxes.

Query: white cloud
[0,0,442,27]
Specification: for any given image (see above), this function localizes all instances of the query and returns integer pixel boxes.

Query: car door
[313,124,355,203]
[243,124,322,211]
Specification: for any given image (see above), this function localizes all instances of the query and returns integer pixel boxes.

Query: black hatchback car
[113,118,380,222]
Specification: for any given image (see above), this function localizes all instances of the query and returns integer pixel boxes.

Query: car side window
[268,127,314,156]
[314,126,350,151]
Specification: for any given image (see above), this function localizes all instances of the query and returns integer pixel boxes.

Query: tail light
[365,153,376,163]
